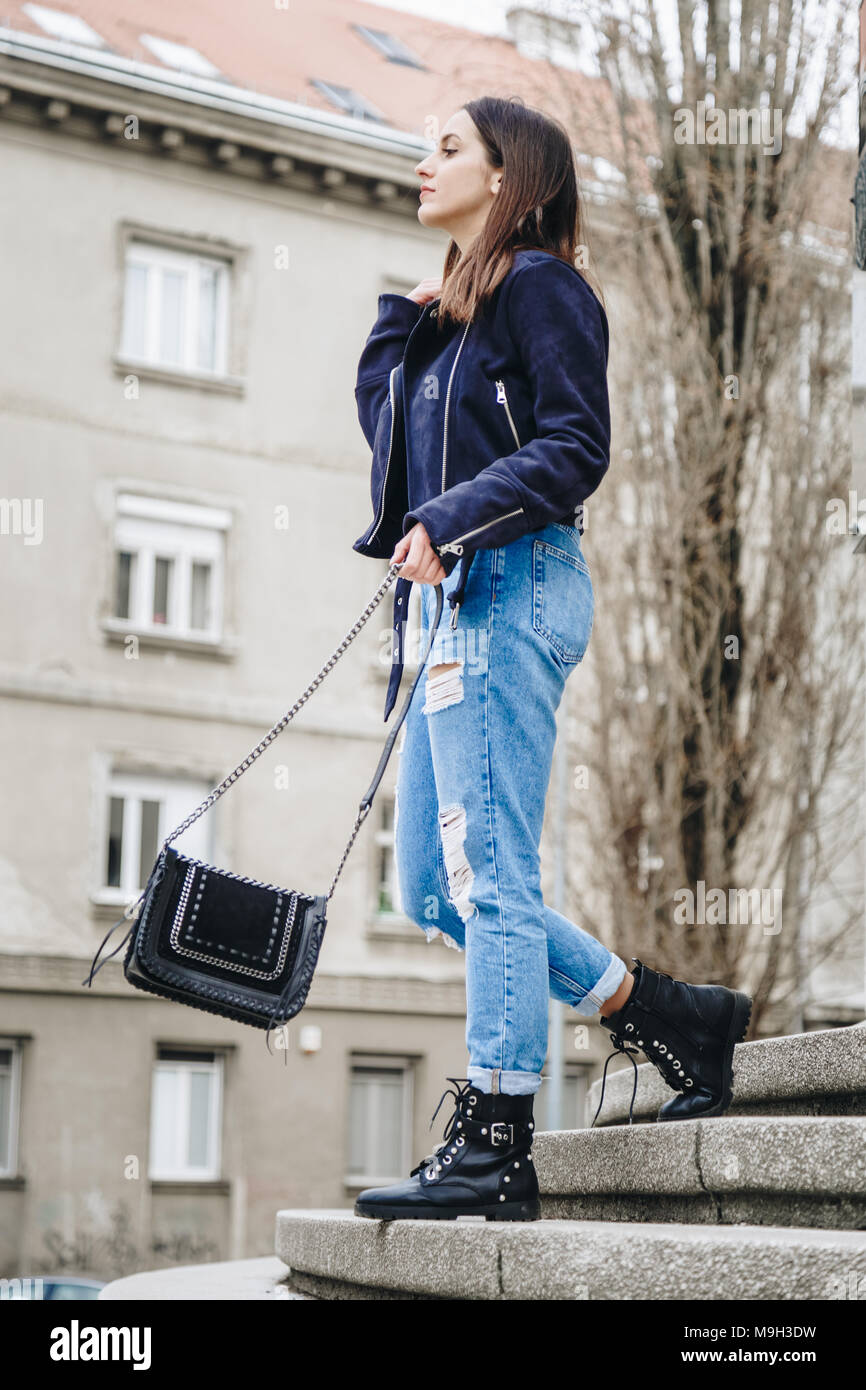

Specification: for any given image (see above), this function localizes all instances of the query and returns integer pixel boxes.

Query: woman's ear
[490,171,502,197]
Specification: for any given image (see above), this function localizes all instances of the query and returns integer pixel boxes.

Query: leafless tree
[523,0,860,1034]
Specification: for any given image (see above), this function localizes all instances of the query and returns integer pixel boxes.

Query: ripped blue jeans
[393,520,628,1097]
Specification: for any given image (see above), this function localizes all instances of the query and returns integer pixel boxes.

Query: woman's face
[414,107,501,249]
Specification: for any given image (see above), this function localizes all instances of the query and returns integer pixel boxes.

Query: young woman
[351,96,752,1222]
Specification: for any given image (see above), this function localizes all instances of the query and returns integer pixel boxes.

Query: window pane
[187,1071,211,1168]
[159,269,186,365]
[348,1070,404,1176]
[0,1070,10,1170]
[375,1078,403,1174]
[197,263,218,371]
[347,1077,369,1173]
[123,262,148,358]
[378,845,393,913]
[190,561,211,630]
[152,556,172,625]
[115,550,134,619]
[151,1069,177,1172]
[139,800,160,889]
[106,796,124,887]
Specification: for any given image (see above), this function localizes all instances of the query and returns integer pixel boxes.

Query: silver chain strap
[161,561,405,899]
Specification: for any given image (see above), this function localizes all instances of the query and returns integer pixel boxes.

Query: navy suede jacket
[352,247,611,718]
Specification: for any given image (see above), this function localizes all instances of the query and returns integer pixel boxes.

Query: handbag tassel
[81,893,145,988]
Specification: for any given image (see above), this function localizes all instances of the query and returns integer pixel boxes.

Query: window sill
[112,354,245,395]
[343,1176,403,1190]
[365,911,425,942]
[90,890,139,917]
[0,1175,26,1189]
[150,1179,230,1194]
[101,617,240,660]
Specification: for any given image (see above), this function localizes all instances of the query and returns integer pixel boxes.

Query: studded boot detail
[354,1077,540,1221]
[591,958,753,1126]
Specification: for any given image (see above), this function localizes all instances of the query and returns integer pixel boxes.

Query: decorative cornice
[0,27,429,211]
[0,666,394,741]
[0,950,468,1015]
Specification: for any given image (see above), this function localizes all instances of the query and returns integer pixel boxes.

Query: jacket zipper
[495,379,522,449]
[436,506,525,556]
[364,364,398,544]
[441,322,471,492]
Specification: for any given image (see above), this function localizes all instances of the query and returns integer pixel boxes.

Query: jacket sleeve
[402,259,610,552]
[355,293,423,449]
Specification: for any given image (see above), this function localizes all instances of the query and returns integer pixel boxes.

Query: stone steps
[587,1020,866,1127]
[273,1022,866,1299]
[275,1209,866,1300]
[534,1115,866,1229]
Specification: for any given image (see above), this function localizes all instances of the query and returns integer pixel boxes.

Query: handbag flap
[139,847,310,994]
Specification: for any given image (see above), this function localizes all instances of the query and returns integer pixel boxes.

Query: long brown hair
[436,94,602,326]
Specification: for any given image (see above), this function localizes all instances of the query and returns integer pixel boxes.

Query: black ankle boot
[354,1077,540,1221]
[592,958,753,1126]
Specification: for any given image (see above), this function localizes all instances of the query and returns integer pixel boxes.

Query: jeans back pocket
[531,537,593,665]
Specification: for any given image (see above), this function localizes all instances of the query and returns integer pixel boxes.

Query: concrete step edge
[99,1255,314,1300]
[533,1115,866,1202]
[275,1209,866,1301]
[586,1020,866,1126]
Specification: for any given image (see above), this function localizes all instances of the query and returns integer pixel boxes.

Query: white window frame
[0,1040,22,1178]
[149,1051,223,1181]
[345,1058,413,1185]
[110,493,229,644]
[120,240,230,375]
[21,3,106,46]
[353,25,426,68]
[310,79,385,122]
[373,791,404,919]
[138,33,220,77]
[97,769,213,905]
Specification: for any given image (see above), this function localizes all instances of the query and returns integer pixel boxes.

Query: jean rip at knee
[438,802,478,926]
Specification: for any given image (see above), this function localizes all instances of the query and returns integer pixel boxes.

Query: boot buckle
[489,1122,514,1146]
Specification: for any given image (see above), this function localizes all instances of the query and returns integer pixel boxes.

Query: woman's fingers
[390,523,445,583]
[405,276,444,305]
[390,532,412,565]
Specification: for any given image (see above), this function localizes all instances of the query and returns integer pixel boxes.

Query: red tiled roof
[2,0,854,235]
[3,0,623,162]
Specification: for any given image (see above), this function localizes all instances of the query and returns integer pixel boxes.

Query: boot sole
[657,990,752,1122]
[353,1199,541,1222]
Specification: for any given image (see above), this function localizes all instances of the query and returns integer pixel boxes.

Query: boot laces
[590,1035,641,1128]
[409,1077,474,1179]
[592,1013,691,1127]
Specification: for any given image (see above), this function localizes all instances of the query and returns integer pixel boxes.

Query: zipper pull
[495,379,506,403]
[436,541,464,556]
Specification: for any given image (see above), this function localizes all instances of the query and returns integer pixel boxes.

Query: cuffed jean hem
[467,1068,542,1096]
[569,954,630,1017]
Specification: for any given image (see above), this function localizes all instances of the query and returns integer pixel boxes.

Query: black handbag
[82,563,443,1040]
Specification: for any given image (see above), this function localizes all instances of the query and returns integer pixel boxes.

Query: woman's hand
[391,523,447,584]
[405,276,442,306]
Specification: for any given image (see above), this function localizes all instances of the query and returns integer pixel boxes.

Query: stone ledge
[587,1021,866,1127]
[99,1255,314,1300]
[275,1210,866,1301]
[536,1115,866,1202]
